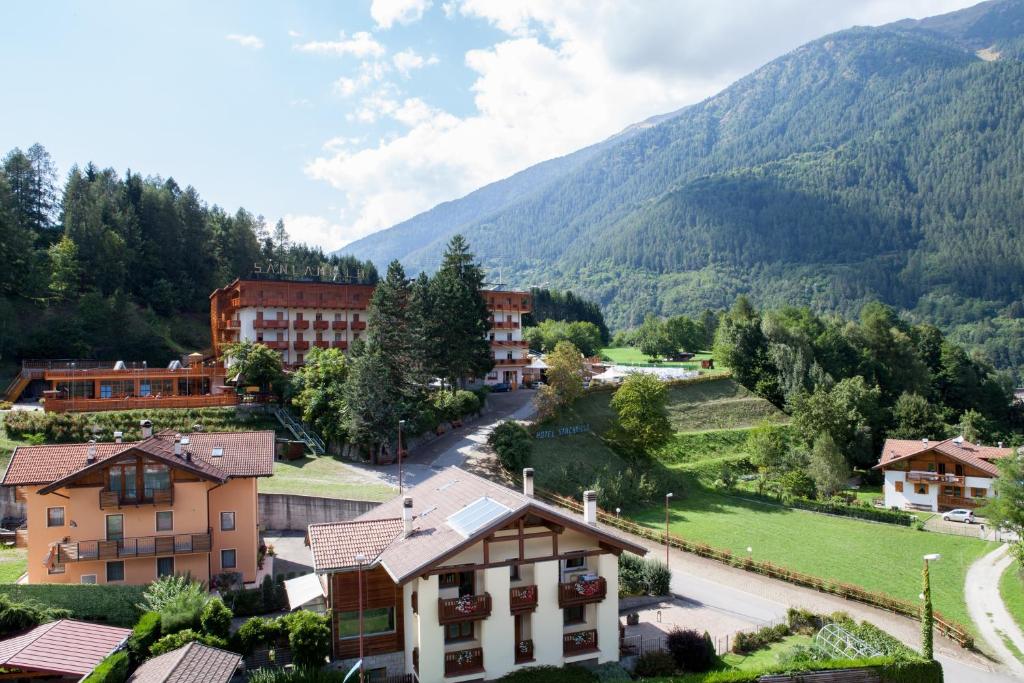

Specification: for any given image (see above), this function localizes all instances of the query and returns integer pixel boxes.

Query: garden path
[965,544,1024,677]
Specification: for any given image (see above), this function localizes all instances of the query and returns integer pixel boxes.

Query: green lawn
[1000,562,1024,635]
[601,346,713,366]
[663,380,788,432]
[719,634,812,671]
[0,547,27,583]
[262,456,396,502]
[632,486,994,634]
[0,424,29,471]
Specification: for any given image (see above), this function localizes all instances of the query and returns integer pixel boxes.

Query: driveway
[966,544,1024,678]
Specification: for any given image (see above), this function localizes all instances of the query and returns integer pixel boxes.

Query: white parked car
[943,509,975,524]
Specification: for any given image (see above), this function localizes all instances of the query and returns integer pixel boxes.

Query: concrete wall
[258,493,377,531]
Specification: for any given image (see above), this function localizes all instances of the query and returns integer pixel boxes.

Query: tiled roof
[127,642,242,683]
[311,467,647,583]
[875,437,1013,476]
[308,517,404,573]
[2,430,274,487]
[0,619,130,676]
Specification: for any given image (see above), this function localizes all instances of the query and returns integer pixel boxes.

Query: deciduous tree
[611,373,672,456]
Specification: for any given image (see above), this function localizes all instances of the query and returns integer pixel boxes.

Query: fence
[620,633,667,657]
[534,488,974,649]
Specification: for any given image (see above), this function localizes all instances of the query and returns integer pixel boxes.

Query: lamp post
[355,553,367,683]
[922,553,941,660]
[398,419,407,495]
[664,493,674,566]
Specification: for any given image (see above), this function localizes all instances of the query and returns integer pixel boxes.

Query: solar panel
[447,497,511,537]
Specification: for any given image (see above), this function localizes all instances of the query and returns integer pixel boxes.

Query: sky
[0,0,979,252]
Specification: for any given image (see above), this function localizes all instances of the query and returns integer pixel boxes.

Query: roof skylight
[447,496,511,537]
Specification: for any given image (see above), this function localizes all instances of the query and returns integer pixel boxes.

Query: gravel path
[966,544,1024,677]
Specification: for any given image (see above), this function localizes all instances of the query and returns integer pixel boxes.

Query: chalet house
[308,467,646,683]
[874,436,1013,512]
[1,423,274,585]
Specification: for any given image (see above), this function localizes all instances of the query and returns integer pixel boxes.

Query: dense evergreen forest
[0,144,376,375]
[340,0,1024,382]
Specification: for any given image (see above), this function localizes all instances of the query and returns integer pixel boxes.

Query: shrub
[618,553,646,596]
[247,668,347,683]
[785,607,819,634]
[788,497,914,526]
[642,558,672,596]
[159,589,207,634]
[0,594,70,636]
[732,623,790,654]
[497,665,597,683]
[238,616,286,655]
[139,575,206,613]
[488,420,532,472]
[127,611,162,662]
[200,597,233,639]
[633,650,677,677]
[82,650,129,683]
[592,662,631,682]
[150,628,230,656]
[666,627,716,672]
[0,585,143,627]
[282,610,331,668]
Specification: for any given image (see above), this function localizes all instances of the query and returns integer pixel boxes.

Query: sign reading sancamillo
[253,262,368,281]
[535,423,590,439]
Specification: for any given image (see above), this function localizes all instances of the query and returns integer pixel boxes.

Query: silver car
[943,508,975,524]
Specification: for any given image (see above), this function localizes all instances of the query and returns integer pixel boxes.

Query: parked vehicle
[491,382,511,392]
[943,509,975,524]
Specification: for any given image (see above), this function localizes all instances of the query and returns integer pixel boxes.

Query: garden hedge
[660,656,942,683]
[788,497,914,526]
[82,650,129,683]
[0,584,144,627]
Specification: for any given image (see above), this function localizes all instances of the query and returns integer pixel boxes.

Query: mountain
[340,0,1024,379]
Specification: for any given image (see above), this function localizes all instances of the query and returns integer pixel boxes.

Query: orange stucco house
[1,423,274,586]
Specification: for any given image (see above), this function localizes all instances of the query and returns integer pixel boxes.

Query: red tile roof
[308,518,404,573]
[874,437,1013,476]
[0,619,130,676]
[127,642,242,683]
[2,430,274,487]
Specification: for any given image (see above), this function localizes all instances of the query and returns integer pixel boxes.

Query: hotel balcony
[907,471,964,485]
[55,532,212,563]
[229,297,241,308]
[509,585,538,613]
[490,339,529,348]
[563,629,598,657]
[515,639,534,664]
[438,593,491,625]
[254,319,289,330]
[558,577,606,607]
[332,320,348,330]
[313,320,330,330]
[100,488,173,509]
[264,341,289,350]
[293,341,310,351]
[216,319,241,330]
[351,321,367,331]
[489,320,520,330]
[314,341,329,349]
[293,319,309,330]
[494,357,530,367]
[444,647,483,677]
[331,341,348,350]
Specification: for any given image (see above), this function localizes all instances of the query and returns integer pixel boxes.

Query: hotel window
[353,313,360,322]
[506,333,512,340]
[926,463,936,472]
[276,332,283,341]
[563,605,585,625]
[971,487,987,498]
[354,333,360,340]
[46,507,64,527]
[221,549,237,570]
[445,621,474,643]
[296,332,304,341]
[334,313,342,321]
[156,511,173,532]
[295,312,303,321]
[144,464,171,500]
[256,311,264,319]
[140,381,151,397]
[334,333,342,341]
[509,564,520,581]
[80,574,97,584]
[336,608,395,639]
[256,333,264,342]
[221,511,236,531]
[915,483,928,495]
[315,312,323,320]
[316,332,323,341]
[157,557,175,578]
[894,481,903,493]
[107,561,125,582]
[564,556,586,571]
[276,311,284,320]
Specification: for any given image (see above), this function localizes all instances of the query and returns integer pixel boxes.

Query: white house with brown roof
[307,467,646,683]
[873,436,1013,512]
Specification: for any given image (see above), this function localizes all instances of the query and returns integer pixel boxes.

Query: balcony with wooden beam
[558,577,607,607]
[563,629,598,656]
[55,532,211,563]
[100,487,173,509]
[438,593,491,624]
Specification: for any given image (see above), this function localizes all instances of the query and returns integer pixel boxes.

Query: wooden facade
[330,565,404,659]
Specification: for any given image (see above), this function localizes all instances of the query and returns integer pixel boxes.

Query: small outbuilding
[0,619,131,680]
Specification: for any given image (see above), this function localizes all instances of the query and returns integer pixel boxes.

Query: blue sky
[0,0,977,251]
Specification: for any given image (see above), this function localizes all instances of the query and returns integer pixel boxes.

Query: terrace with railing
[438,593,491,624]
[563,629,598,656]
[444,647,483,677]
[558,577,607,607]
[55,532,211,563]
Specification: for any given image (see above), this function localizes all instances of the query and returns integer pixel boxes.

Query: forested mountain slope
[340,0,1024,380]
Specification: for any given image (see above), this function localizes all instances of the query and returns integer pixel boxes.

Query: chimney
[999,442,1004,449]
[523,468,535,497]
[583,490,597,526]
[86,440,97,463]
[181,436,191,460]
[113,431,123,444]
[955,436,964,447]
[140,420,153,439]
[402,497,414,537]
[174,434,182,457]
[922,438,928,446]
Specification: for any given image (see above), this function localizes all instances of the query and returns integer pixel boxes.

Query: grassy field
[0,547,27,583]
[1000,562,1024,634]
[663,380,787,432]
[0,421,29,471]
[719,634,812,671]
[631,486,993,633]
[262,456,396,502]
[601,346,713,366]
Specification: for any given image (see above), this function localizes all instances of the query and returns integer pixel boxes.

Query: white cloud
[283,214,351,251]
[371,0,432,29]
[288,29,302,38]
[441,2,458,19]
[307,0,980,244]
[295,31,386,58]
[289,98,313,108]
[333,60,391,97]
[393,48,439,77]
[225,33,264,50]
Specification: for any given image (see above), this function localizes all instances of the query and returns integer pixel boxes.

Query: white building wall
[595,553,620,663]
[964,476,995,499]
[532,559,564,666]
[415,574,445,683]
[884,470,938,511]
[480,566,514,677]
[228,305,366,366]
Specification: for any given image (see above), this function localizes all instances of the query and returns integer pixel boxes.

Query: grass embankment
[719,634,812,671]
[0,547,27,583]
[1000,562,1024,635]
[601,347,731,376]
[262,456,395,502]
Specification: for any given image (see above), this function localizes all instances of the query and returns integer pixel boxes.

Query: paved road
[967,544,1024,678]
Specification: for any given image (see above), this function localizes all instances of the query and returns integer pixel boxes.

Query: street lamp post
[398,419,407,495]
[664,493,674,566]
[355,553,367,683]
[922,553,941,660]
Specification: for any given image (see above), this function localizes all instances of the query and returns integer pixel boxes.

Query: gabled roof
[309,467,647,584]
[127,642,241,683]
[2,430,275,488]
[0,619,130,677]
[874,437,1013,476]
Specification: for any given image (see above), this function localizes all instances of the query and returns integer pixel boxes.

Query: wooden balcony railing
[46,393,238,414]
[558,577,606,607]
[515,639,534,664]
[938,495,981,510]
[444,647,483,677]
[510,585,538,613]
[264,341,289,350]
[332,320,348,330]
[907,471,964,485]
[489,320,520,330]
[351,321,367,331]
[313,320,329,330]
[491,340,529,348]
[254,319,289,329]
[293,341,310,351]
[55,532,211,563]
[563,629,598,656]
[494,357,530,367]
[438,593,491,624]
[100,487,173,509]
[293,319,309,330]
[331,341,348,350]
[314,341,329,349]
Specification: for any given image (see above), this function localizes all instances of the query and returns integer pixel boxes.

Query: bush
[140,575,206,613]
[879,659,944,683]
[592,662,631,682]
[282,610,331,668]
[785,607,819,634]
[248,668,347,683]
[82,650,129,683]
[633,650,677,677]
[732,623,790,654]
[0,584,144,627]
[497,665,597,683]
[237,616,286,655]
[618,553,646,596]
[666,627,716,673]
[200,598,233,639]
[127,611,162,662]
[642,559,672,596]
[488,420,532,472]
[433,390,481,422]
[150,628,230,656]
[159,590,207,634]
[0,594,70,637]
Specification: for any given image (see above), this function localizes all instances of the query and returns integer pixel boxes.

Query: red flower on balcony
[574,578,602,597]
[454,595,480,615]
